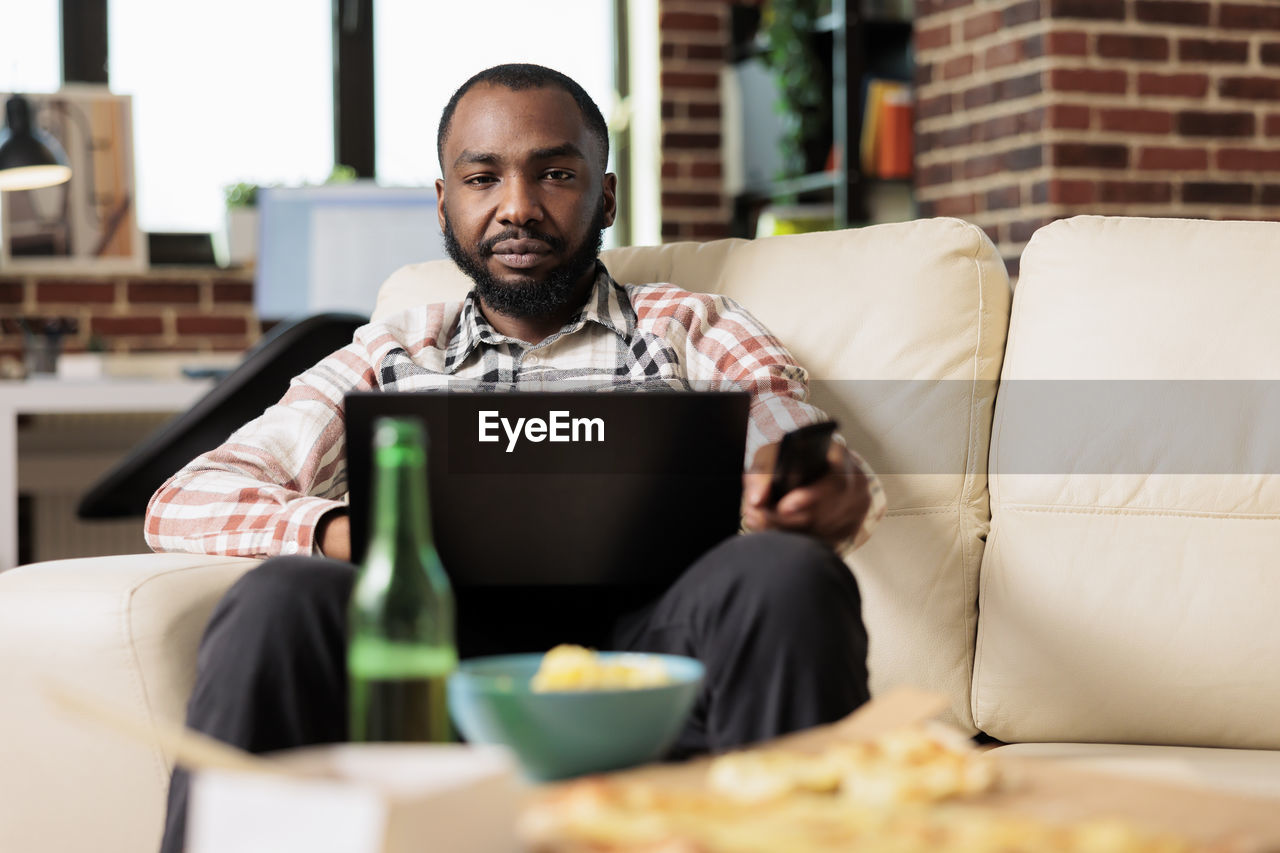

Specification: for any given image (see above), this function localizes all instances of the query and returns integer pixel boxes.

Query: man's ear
[601,172,618,228]
[435,178,447,233]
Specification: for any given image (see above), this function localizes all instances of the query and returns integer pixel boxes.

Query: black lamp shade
[0,95,72,191]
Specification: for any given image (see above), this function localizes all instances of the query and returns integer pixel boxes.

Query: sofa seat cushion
[989,742,1280,800]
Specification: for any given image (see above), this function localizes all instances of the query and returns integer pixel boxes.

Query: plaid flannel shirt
[145,267,885,558]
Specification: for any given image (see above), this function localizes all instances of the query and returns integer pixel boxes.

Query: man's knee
[707,531,859,612]
[204,556,355,650]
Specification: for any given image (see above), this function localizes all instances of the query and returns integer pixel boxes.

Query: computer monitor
[254,182,446,321]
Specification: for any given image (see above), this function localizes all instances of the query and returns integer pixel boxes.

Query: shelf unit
[729,1,915,238]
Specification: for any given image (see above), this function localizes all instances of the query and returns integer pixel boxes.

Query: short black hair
[436,63,610,171]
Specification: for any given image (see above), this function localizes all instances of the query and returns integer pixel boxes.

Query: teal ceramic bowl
[447,652,703,781]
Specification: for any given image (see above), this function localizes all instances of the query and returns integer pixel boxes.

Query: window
[0,2,61,94]
[372,0,617,188]
[107,0,333,233]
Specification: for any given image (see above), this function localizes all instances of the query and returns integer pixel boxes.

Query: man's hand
[742,440,870,548]
[317,511,352,563]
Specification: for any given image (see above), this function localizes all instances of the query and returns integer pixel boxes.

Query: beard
[442,200,607,321]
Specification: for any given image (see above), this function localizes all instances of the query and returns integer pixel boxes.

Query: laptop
[344,390,749,588]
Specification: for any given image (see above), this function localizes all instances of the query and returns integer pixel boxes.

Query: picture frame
[0,85,146,272]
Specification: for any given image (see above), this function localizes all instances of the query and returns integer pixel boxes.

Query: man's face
[436,84,617,320]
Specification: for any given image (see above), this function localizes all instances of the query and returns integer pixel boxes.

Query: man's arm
[633,285,886,549]
[144,340,377,558]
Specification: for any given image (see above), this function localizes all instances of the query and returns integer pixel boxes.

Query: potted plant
[222,181,259,268]
[760,0,831,177]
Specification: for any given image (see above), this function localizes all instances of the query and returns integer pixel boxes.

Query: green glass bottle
[348,417,457,743]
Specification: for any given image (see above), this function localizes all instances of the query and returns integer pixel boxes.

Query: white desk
[0,377,214,571]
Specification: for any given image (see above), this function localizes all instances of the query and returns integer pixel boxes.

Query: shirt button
[525,354,540,367]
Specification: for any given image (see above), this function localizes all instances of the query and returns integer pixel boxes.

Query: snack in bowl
[531,645,674,692]
[448,649,702,781]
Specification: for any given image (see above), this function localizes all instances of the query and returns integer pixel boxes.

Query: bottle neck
[368,451,434,560]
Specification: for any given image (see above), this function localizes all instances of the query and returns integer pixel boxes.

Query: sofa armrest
[0,553,260,853]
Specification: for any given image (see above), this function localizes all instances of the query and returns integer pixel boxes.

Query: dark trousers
[160,531,869,853]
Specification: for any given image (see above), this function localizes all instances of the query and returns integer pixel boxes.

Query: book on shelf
[859,78,914,181]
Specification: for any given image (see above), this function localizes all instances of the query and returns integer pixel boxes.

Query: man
[149,64,885,852]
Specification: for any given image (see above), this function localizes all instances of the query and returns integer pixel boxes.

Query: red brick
[963,82,999,109]
[1052,143,1129,169]
[1035,179,1097,205]
[1179,38,1249,63]
[1098,108,1174,134]
[964,154,1003,180]
[212,280,252,303]
[658,12,720,31]
[1046,31,1089,55]
[1049,104,1092,129]
[1097,34,1170,62]
[1138,72,1210,98]
[943,55,975,80]
[933,194,977,217]
[1001,72,1043,100]
[688,102,721,120]
[0,280,22,304]
[1005,145,1044,171]
[1051,69,1127,94]
[1219,76,1280,100]
[984,41,1024,69]
[1003,0,1040,26]
[1098,181,1174,204]
[690,162,722,179]
[917,163,955,187]
[662,132,720,149]
[1009,218,1054,243]
[36,281,115,303]
[1263,44,1280,66]
[660,101,676,120]
[1261,185,1280,205]
[660,71,718,89]
[918,93,953,120]
[690,223,729,239]
[126,281,200,304]
[686,43,725,62]
[1137,146,1209,169]
[964,10,1001,40]
[90,315,164,336]
[985,186,1021,210]
[661,42,677,60]
[1049,0,1125,19]
[1216,148,1280,171]
[1135,0,1212,25]
[1183,182,1255,204]
[916,23,953,51]
[661,162,679,179]
[1176,111,1255,137]
[661,192,722,207]
[1219,3,1280,30]
[1267,114,1280,136]
[176,315,248,335]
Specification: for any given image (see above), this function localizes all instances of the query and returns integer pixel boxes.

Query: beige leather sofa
[1,216,1277,852]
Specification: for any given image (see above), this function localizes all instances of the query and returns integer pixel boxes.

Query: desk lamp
[0,94,72,191]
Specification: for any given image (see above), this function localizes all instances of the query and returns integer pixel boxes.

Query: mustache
[478,228,567,256]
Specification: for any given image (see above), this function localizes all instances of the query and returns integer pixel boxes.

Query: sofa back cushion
[976,216,1280,747]
[375,219,1010,732]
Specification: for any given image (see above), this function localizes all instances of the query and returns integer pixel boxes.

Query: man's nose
[496,176,543,226]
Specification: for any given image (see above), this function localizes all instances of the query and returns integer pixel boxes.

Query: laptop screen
[344,390,749,587]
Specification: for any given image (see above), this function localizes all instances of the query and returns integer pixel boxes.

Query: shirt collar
[442,262,636,374]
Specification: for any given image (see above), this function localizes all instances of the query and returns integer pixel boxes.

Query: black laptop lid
[344,390,749,587]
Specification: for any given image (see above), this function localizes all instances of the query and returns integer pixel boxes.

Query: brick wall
[914,0,1280,272]
[0,267,257,368]
[660,0,739,241]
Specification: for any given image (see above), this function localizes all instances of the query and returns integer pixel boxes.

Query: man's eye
[464,175,497,186]
[544,169,574,181]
